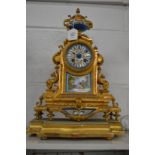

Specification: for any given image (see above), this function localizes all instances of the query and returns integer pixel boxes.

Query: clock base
[27,119,124,139]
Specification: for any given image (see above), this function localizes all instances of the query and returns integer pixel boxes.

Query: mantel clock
[27,8,124,139]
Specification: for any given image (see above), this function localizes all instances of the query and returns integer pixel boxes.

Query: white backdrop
[26,1,129,126]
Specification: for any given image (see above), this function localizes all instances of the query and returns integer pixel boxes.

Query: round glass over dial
[66,44,92,69]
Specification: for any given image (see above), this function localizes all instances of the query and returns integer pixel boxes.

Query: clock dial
[66,44,92,69]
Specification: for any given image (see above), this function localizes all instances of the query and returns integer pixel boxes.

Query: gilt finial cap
[64,8,93,32]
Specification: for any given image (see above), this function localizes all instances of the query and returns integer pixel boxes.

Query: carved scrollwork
[53,51,61,65]
[103,111,110,121]
[35,95,44,106]
[97,66,109,93]
[75,98,83,109]
[97,53,104,65]
[34,110,43,120]
[46,65,59,91]
[112,96,119,107]
[109,111,120,121]
[47,110,54,121]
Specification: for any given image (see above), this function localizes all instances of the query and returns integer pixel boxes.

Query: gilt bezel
[63,39,95,74]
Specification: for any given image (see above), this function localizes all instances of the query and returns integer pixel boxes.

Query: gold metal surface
[27,8,124,139]
[27,119,124,139]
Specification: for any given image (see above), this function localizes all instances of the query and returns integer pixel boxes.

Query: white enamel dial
[66,44,92,69]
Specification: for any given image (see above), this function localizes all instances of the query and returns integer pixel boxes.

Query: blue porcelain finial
[64,8,93,32]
